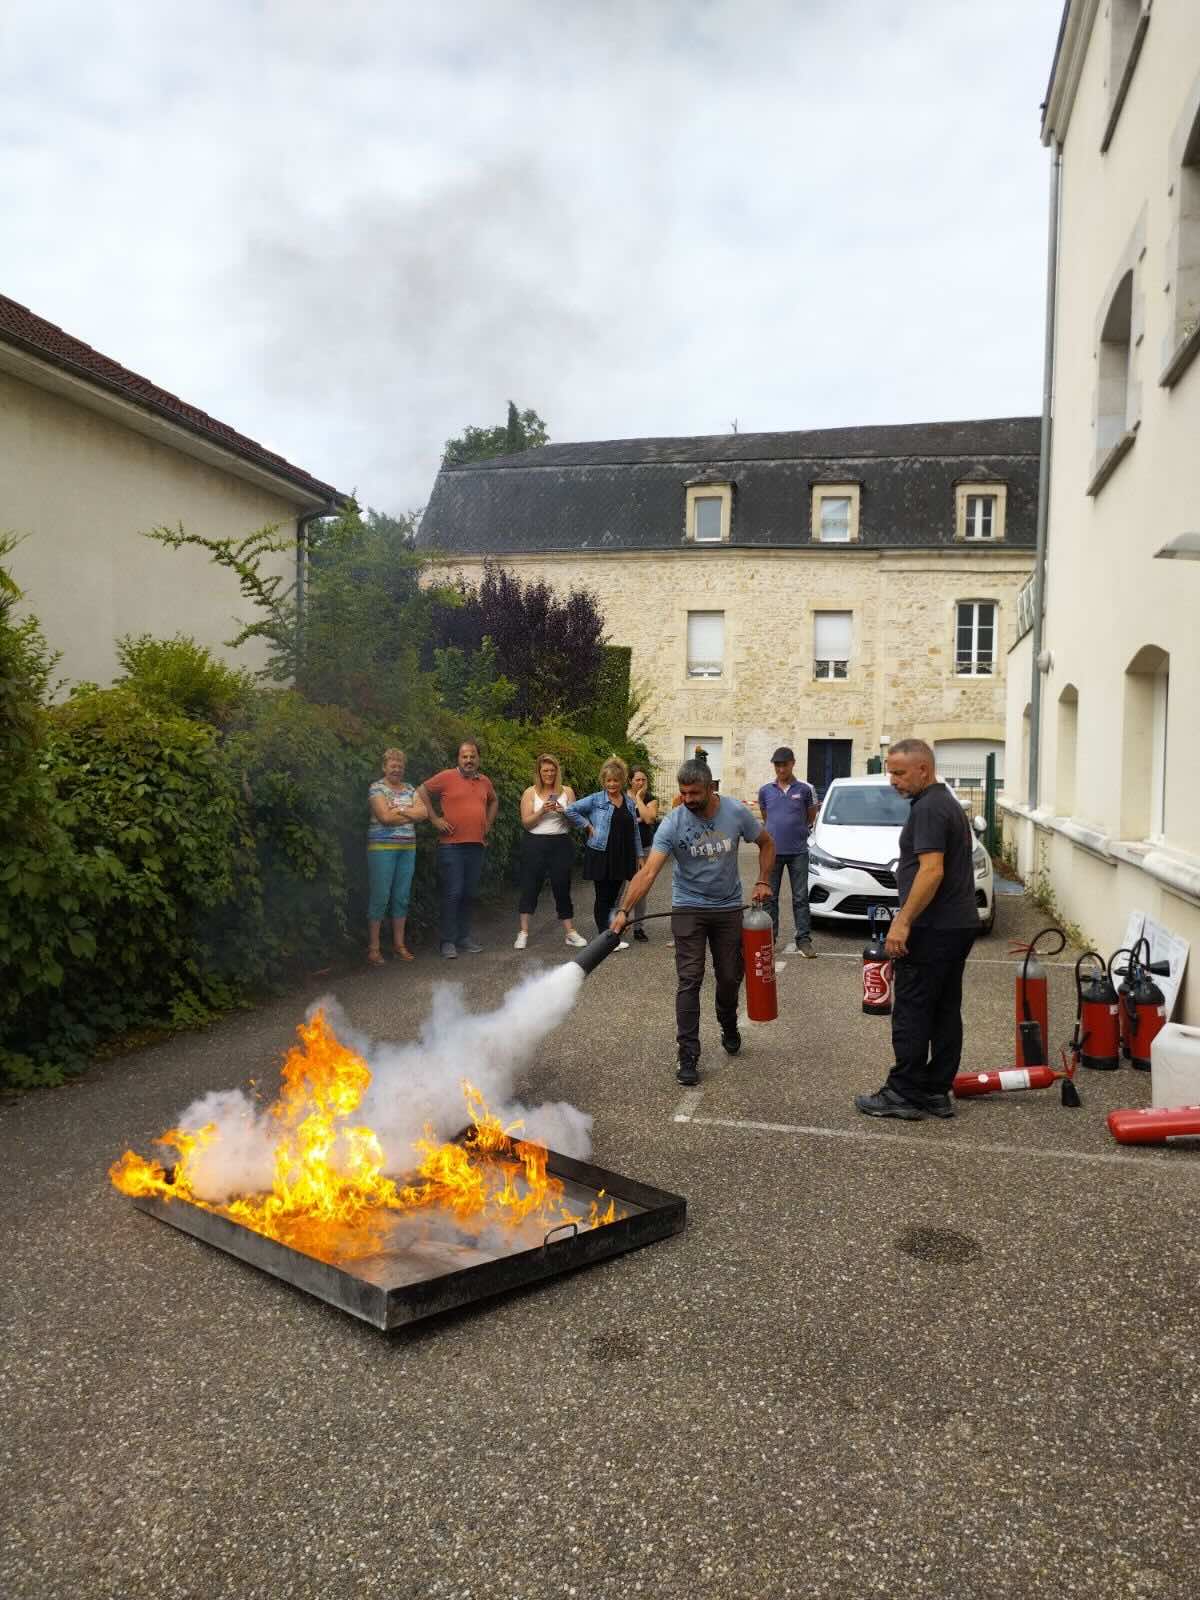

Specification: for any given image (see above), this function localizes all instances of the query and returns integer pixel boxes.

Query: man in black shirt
[855,738,978,1121]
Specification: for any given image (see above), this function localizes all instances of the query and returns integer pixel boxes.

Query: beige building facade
[419,418,1039,805]
[1003,0,1200,1019]
[432,544,1029,804]
[0,295,344,687]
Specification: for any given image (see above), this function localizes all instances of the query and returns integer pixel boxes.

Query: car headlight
[973,844,989,878]
[808,845,844,871]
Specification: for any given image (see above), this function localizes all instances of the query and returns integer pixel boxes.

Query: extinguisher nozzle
[1061,1078,1082,1109]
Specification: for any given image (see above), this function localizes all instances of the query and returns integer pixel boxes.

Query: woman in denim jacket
[566,756,644,945]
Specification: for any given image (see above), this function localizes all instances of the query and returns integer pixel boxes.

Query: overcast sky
[2,0,1064,513]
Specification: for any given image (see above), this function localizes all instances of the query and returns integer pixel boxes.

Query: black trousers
[517,833,574,919]
[672,908,744,1062]
[591,877,626,935]
[885,926,977,1104]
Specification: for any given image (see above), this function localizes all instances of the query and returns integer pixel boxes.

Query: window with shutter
[687,611,725,677]
[813,611,852,680]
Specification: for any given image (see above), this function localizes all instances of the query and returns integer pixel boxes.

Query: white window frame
[686,611,725,678]
[955,601,997,678]
[811,483,860,544]
[813,610,852,681]
[955,483,1006,542]
[685,482,732,544]
[684,735,724,782]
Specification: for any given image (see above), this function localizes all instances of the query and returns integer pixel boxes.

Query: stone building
[0,294,346,687]
[419,418,1039,802]
[1003,0,1200,1017]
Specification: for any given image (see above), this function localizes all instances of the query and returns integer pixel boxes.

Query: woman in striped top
[367,748,427,964]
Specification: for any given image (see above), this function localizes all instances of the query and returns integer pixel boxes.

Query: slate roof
[418,417,1042,556]
[0,293,346,506]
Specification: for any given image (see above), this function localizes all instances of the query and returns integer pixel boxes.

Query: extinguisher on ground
[1108,1105,1200,1145]
[742,905,778,1023]
[1072,951,1121,1071]
[1112,938,1170,1071]
[862,905,894,1016]
[1012,927,1065,1069]
[952,1050,1082,1107]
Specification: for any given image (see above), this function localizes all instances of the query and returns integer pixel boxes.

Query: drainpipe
[295,506,337,669]
[1027,138,1062,810]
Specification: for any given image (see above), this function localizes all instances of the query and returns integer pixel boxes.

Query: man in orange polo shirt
[417,739,499,958]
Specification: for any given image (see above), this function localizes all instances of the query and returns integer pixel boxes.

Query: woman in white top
[515,753,588,950]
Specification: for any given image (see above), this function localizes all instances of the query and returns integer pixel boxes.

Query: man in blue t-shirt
[611,759,775,1085]
[756,745,818,957]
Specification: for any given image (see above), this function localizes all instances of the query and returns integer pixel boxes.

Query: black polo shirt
[896,782,978,930]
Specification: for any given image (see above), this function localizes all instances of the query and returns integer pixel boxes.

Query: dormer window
[955,483,1007,541]
[684,481,732,543]
[811,483,861,543]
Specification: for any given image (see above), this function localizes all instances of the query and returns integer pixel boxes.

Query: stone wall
[428,545,1032,801]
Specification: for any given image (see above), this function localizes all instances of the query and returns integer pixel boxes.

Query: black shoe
[721,1029,741,1056]
[919,1093,956,1119]
[633,927,649,942]
[676,1057,700,1086]
[854,1086,926,1120]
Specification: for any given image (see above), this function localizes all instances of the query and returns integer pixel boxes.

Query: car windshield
[823,786,912,827]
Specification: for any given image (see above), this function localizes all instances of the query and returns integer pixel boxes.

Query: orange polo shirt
[423,768,496,845]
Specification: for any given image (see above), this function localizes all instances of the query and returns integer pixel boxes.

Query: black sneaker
[721,1029,741,1056]
[676,1058,700,1086]
[854,1086,925,1120]
[633,927,649,942]
[919,1093,956,1119]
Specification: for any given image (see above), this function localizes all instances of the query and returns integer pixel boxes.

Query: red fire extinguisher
[1072,951,1120,1071]
[1108,1105,1200,1144]
[742,905,778,1023]
[1013,927,1065,1069]
[862,906,893,1016]
[1113,938,1170,1072]
[953,1065,1059,1097]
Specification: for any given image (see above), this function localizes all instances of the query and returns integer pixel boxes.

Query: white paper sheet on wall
[1116,913,1190,1020]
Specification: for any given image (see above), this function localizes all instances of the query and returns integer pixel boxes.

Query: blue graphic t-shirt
[651,796,763,909]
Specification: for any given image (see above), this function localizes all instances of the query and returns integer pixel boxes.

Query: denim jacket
[565,791,645,862]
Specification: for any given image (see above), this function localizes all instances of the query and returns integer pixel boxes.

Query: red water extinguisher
[1113,938,1170,1071]
[862,906,893,1016]
[1108,1104,1200,1145]
[1013,927,1065,1068]
[1072,951,1120,1071]
[742,905,778,1023]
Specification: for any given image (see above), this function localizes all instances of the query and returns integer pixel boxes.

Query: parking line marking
[672,1087,705,1121]
[673,1111,1200,1174]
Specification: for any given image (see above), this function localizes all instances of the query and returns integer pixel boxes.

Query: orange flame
[109,1008,620,1260]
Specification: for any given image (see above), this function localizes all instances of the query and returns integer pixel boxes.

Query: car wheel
[979,902,996,936]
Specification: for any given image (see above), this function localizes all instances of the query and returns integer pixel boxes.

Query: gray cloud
[1,0,1063,510]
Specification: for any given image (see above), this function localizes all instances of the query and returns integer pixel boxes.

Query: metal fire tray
[130,1147,686,1330]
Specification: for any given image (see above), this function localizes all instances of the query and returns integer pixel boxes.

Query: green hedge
[1,665,645,1087]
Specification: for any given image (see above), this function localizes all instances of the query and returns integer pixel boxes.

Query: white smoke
[173,963,589,1203]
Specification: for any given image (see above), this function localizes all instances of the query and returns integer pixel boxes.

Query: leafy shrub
[114,633,255,725]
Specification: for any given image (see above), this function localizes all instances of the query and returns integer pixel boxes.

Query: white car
[806,775,995,933]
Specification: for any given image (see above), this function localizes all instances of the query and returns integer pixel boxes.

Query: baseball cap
[771,746,794,764]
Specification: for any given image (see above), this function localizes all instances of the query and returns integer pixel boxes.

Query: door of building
[806,738,852,798]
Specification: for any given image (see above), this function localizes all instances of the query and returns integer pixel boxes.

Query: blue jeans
[769,848,810,942]
[438,843,484,946]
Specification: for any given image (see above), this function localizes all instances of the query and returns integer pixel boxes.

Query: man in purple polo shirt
[756,746,818,957]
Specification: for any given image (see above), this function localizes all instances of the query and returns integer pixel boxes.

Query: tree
[442,401,549,466]
[427,563,606,723]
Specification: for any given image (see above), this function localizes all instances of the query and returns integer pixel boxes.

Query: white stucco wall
[1,367,309,687]
[1005,0,1200,1019]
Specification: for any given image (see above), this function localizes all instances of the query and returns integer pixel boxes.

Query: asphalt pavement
[3,872,1198,1600]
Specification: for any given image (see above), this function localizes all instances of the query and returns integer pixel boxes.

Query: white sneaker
[614,940,629,951]
[514,931,529,950]
[563,930,588,947]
